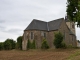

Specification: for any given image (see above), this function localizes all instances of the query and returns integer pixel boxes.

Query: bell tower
[65,16,76,35]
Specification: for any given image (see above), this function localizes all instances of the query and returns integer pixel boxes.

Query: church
[22,18,77,50]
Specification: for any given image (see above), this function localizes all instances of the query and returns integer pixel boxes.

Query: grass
[66,49,80,60]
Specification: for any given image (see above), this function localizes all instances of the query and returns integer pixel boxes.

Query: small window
[44,33,46,38]
[41,31,44,36]
[30,32,34,40]
[41,31,46,38]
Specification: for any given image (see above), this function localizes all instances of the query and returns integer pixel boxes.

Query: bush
[27,40,36,49]
[27,39,31,50]
[31,40,36,49]
[61,42,67,48]
[0,42,4,50]
[67,44,73,48]
[17,36,22,50]
[4,39,16,50]
[41,39,49,49]
[53,32,64,48]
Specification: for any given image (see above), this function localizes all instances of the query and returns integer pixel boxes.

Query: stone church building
[22,18,77,50]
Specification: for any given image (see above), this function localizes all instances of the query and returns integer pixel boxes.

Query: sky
[0,0,80,42]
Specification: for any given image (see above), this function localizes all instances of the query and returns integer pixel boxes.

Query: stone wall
[59,19,77,47]
[66,22,75,35]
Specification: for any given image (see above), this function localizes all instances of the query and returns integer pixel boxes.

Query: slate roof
[26,19,47,31]
[25,18,63,31]
[48,18,63,31]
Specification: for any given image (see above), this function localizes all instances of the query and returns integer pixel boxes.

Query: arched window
[30,32,34,40]
[41,31,46,38]
[44,32,46,38]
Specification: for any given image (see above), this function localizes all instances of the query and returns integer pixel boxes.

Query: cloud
[0,20,5,23]
[0,26,5,30]
[4,29,23,35]
[0,31,19,42]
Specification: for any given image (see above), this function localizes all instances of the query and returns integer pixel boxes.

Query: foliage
[61,42,67,49]
[67,44,73,48]
[9,39,16,49]
[53,32,64,48]
[41,39,49,49]
[66,0,80,27]
[0,42,4,50]
[66,50,80,60]
[4,39,16,50]
[77,40,80,43]
[27,39,32,49]
[17,36,22,50]
[27,40,36,49]
[31,40,36,49]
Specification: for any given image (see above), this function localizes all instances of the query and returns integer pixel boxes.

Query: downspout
[47,22,49,31]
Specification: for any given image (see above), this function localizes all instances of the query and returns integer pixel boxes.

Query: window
[30,32,34,40]
[41,31,44,36]
[41,31,46,38]
[44,33,46,38]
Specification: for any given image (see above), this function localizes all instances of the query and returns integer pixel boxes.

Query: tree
[77,40,80,43]
[66,0,80,27]
[4,39,16,50]
[17,36,22,50]
[41,39,49,49]
[9,39,16,49]
[53,32,64,48]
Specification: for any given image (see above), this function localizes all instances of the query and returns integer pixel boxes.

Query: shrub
[31,40,36,49]
[17,36,22,50]
[9,40,16,49]
[41,39,49,49]
[67,44,73,48]
[27,39,31,50]
[4,39,16,50]
[4,39,12,50]
[27,40,36,49]
[0,42,4,50]
[53,32,64,48]
[61,42,67,48]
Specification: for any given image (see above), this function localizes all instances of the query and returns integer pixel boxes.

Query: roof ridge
[49,18,64,22]
[33,19,47,23]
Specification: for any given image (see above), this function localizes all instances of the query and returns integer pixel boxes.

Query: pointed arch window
[30,32,34,40]
[41,31,46,38]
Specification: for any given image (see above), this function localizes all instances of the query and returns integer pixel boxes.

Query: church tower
[65,16,76,35]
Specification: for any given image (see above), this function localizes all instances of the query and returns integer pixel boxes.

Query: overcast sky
[0,0,80,42]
